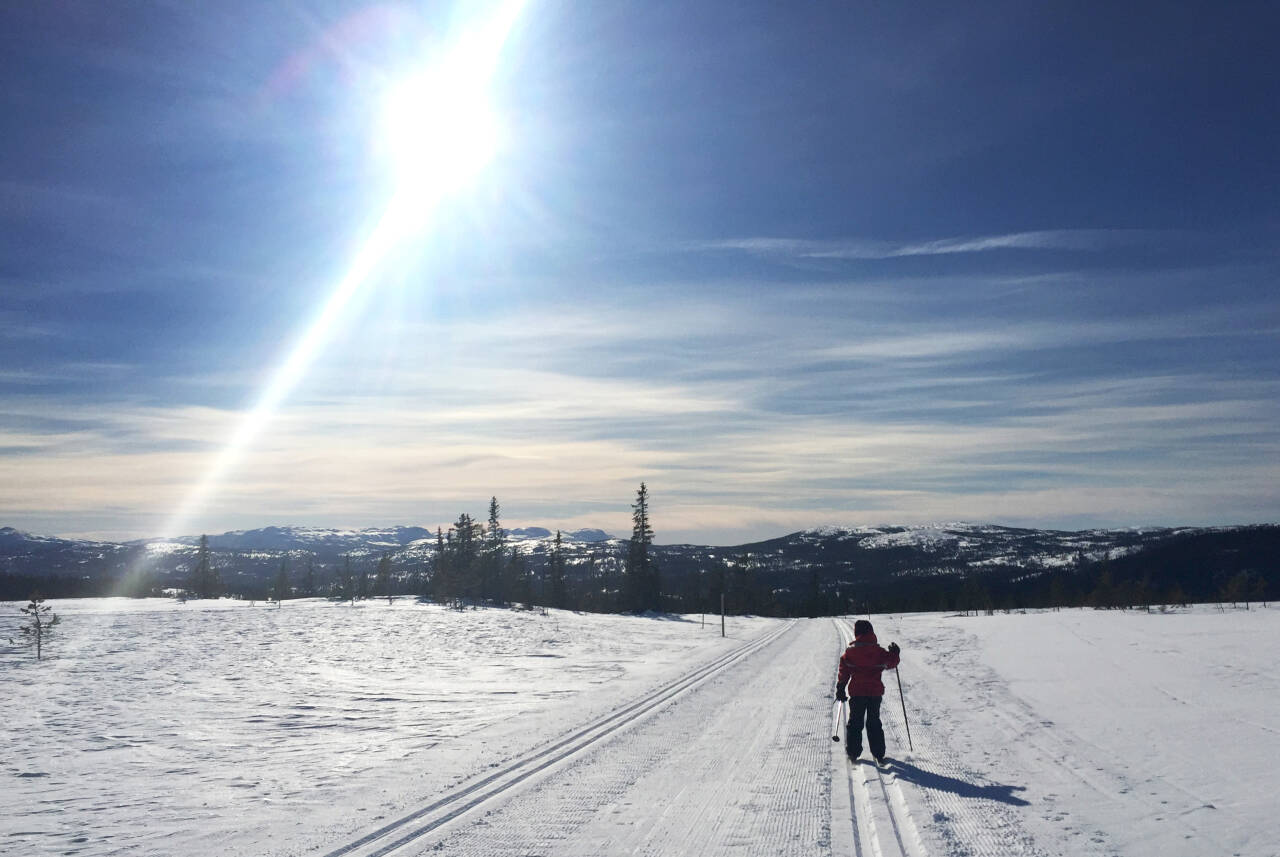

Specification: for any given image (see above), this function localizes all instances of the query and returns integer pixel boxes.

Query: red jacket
[836,631,900,697]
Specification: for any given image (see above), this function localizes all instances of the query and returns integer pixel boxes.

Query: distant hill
[2,522,1276,612]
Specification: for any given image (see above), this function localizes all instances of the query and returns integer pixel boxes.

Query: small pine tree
[335,555,355,605]
[432,527,452,603]
[1089,567,1115,609]
[508,546,531,607]
[549,530,567,609]
[1136,572,1153,612]
[18,594,61,661]
[417,559,431,599]
[730,553,759,615]
[273,557,290,605]
[357,561,370,600]
[1251,575,1269,608]
[1220,571,1249,609]
[451,513,480,602]
[1048,574,1067,611]
[376,553,393,604]
[961,573,992,616]
[188,534,222,599]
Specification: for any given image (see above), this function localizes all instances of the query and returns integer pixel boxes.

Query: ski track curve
[832,617,1046,857]
[315,619,807,857]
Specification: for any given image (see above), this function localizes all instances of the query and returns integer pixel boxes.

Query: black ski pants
[846,695,885,759]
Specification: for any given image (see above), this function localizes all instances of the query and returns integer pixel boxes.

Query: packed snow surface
[2,599,1276,856]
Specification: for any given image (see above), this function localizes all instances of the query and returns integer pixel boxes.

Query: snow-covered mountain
[2,521,1276,609]
[148,524,617,553]
[507,527,612,542]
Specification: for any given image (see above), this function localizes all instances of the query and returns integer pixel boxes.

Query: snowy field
[2,599,1277,856]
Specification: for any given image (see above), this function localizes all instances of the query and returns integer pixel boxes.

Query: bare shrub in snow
[16,594,61,660]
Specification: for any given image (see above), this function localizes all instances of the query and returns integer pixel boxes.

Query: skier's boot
[874,756,889,767]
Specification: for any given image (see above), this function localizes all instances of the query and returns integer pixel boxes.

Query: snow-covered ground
[2,599,1276,856]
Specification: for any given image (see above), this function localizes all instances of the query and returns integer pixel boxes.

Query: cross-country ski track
[9,601,1274,856]
[314,616,1039,857]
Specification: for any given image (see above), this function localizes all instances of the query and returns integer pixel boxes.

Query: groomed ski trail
[324,618,838,856]
[316,619,803,857]
[319,615,1052,857]
[831,616,1046,857]
[830,618,927,857]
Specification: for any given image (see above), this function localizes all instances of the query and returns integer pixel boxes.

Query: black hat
[854,619,873,636]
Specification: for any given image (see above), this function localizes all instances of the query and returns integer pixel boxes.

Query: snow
[859,527,963,550]
[0,599,779,856]
[3,599,1277,856]
[867,607,1280,857]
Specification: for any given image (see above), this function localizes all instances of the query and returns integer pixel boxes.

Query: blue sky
[2,0,1278,544]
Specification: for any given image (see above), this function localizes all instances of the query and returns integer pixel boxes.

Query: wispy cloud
[694,229,1159,261]
[3,256,1278,543]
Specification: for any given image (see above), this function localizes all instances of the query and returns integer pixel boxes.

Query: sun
[143,0,527,555]
[378,0,526,208]
[380,63,500,199]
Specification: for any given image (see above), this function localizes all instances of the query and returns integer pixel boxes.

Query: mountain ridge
[3,521,1276,613]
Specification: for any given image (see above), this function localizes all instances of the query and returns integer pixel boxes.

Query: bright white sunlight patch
[146,0,527,557]
[380,65,500,198]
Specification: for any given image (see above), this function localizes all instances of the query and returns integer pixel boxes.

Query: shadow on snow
[886,759,1031,807]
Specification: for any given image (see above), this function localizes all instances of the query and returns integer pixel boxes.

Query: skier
[834,619,901,765]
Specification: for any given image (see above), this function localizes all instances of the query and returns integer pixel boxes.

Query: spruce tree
[485,497,505,602]
[273,557,290,604]
[508,546,531,606]
[451,513,479,602]
[431,527,450,602]
[337,555,355,604]
[549,530,567,609]
[188,535,221,599]
[376,552,393,603]
[731,553,758,615]
[303,560,316,598]
[1251,574,1269,608]
[625,483,660,612]
[1048,574,1067,610]
[357,561,370,600]
[1090,567,1115,609]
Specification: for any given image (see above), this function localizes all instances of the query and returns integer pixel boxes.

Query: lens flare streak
[150,0,528,549]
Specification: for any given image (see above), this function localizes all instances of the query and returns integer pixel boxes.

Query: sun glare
[381,67,500,199]
[131,0,529,578]
[378,0,527,224]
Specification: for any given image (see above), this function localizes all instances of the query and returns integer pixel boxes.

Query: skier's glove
[888,642,900,655]
[835,687,847,702]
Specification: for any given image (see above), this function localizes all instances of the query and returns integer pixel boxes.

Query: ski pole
[832,699,845,742]
[894,666,914,752]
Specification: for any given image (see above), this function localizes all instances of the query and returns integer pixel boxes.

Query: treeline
[175,485,669,614]
[847,527,1277,616]
[6,508,1276,619]
[0,570,156,600]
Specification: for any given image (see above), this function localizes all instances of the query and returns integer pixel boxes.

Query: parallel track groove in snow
[863,616,1047,857]
[318,620,796,857]
[411,614,832,855]
[832,618,926,857]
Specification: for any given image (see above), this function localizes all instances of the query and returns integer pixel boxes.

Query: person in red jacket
[834,619,901,764]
